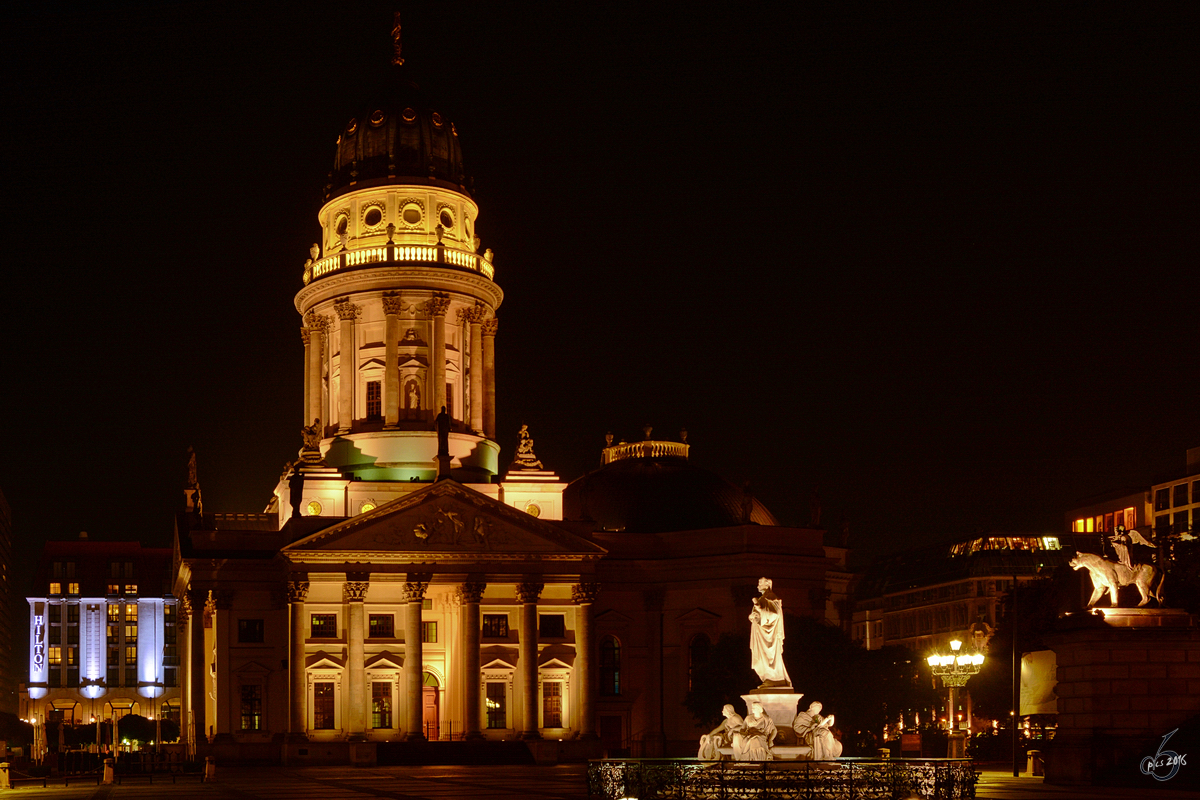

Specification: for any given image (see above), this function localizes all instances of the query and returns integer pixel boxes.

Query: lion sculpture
[1070,552,1164,608]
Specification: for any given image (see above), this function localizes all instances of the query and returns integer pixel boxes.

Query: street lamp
[927,639,985,758]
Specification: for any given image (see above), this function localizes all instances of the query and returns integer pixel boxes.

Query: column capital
[185,586,208,613]
[334,297,362,320]
[481,318,498,337]
[402,579,430,603]
[458,582,487,604]
[516,582,544,605]
[424,293,450,317]
[303,310,329,331]
[572,582,601,605]
[343,581,370,602]
[300,327,313,346]
[382,291,404,316]
[287,580,310,604]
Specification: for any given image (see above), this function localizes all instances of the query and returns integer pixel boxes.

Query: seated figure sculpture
[793,701,843,760]
[732,701,777,761]
[697,704,743,760]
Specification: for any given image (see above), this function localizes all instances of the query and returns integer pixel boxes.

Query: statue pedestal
[742,691,805,748]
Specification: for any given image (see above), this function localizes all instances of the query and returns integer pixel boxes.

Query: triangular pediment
[283,480,606,562]
[232,660,273,676]
[482,656,516,670]
[677,608,722,623]
[365,651,404,670]
[306,651,344,669]
[539,653,574,669]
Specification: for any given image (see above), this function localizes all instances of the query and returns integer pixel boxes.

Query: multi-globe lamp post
[927,639,985,758]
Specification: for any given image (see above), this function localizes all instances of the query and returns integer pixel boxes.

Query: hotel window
[311,614,337,638]
[238,619,265,643]
[542,681,562,728]
[486,682,506,729]
[368,614,394,638]
[371,681,392,728]
[314,682,335,729]
[1175,483,1190,507]
[1085,517,1094,533]
[539,614,565,639]
[600,636,620,696]
[108,648,120,668]
[1072,519,1084,533]
[688,633,710,691]
[1155,489,1170,511]
[482,614,508,638]
[240,685,262,731]
[107,583,120,596]
[165,668,177,687]
[125,603,138,640]
[49,582,62,595]
[366,381,382,420]
[125,584,138,596]
[68,582,79,595]
[422,621,438,643]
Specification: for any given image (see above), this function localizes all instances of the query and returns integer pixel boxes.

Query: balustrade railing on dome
[588,757,978,800]
[602,441,690,465]
[304,242,494,284]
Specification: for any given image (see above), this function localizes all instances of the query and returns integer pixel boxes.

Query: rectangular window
[49,582,62,595]
[1103,513,1113,532]
[66,605,79,623]
[1175,483,1189,508]
[1072,519,1084,533]
[1085,517,1094,533]
[164,667,177,688]
[1175,511,1190,535]
[163,644,179,666]
[107,583,120,596]
[366,380,382,419]
[125,666,137,688]
[422,621,438,643]
[1125,507,1138,529]
[543,681,562,728]
[125,584,138,596]
[1156,515,1171,536]
[108,647,120,668]
[482,614,509,638]
[371,681,392,728]
[1155,488,1170,511]
[368,614,394,638]
[422,598,433,611]
[48,645,62,666]
[125,644,137,664]
[238,619,265,643]
[486,682,506,729]
[314,682,335,729]
[311,613,337,638]
[49,624,61,644]
[539,615,565,639]
[240,685,262,731]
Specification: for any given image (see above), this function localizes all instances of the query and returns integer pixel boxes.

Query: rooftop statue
[793,701,842,760]
[512,424,544,470]
[749,577,791,688]
[301,418,322,451]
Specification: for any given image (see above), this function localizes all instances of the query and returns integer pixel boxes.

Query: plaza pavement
[2,764,1198,799]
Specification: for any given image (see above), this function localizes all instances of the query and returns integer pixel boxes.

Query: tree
[117,714,155,744]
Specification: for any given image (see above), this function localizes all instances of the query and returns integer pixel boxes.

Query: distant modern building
[1066,488,1149,539]
[1150,447,1200,539]
[24,538,180,729]
[0,488,15,714]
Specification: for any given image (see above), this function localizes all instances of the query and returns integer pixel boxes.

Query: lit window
[49,582,62,595]
[68,582,80,595]
[310,614,337,638]
[482,614,508,638]
[371,682,392,729]
[422,621,438,643]
[486,682,506,729]
[1072,519,1085,533]
[542,681,562,728]
[240,685,262,731]
[1086,518,1094,533]
[125,584,138,596]
[107,584,120,596]
[1125,507,1137,529]
[48,646,62,666]
[368,614,393,638]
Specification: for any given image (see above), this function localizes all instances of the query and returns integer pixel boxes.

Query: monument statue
[697,704,743,760]
[793,701,842,760]
[1071,551,1164,607]
[1107,523,1155,569]
[298,418,326,466]
[512,424,544,470]
[434,405,452,479]
[185,446,198,489]
[732,701,777,761]
[749,577,791,688]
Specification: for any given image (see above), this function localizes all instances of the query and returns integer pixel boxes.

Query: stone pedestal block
[742,691,804,747]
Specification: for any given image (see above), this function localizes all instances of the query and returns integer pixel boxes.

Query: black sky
[2,2,1197,579]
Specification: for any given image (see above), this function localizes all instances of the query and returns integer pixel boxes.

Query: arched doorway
[422,671,439,740]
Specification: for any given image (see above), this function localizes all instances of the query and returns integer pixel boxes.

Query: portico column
[427,294,450,423]
[345,578,369,738]
[301,327,312,425]
[403,576,430,740]
[481,318,497,440]
[335,298,360,434]
[186,587,207,745]
[459,581,486,740]
[517,581,544,740]
[287,580,309,736]
[467,306,485,435]
[211,591,234,736]
[572,583,600,739]
[383,293,402,429]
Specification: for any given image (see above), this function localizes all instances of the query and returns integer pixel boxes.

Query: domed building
[167,21,854,763]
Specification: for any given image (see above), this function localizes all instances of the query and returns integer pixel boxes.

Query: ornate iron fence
[588,757,977,799]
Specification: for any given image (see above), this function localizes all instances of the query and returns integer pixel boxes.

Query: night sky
[3,2,1197,585]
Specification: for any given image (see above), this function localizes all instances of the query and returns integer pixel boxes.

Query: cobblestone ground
[0,764,591,800]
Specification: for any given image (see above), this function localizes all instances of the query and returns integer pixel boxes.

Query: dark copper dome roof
[326,77,469,201]
[564,456,779,533]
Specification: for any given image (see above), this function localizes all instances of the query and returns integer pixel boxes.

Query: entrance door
[422,671,440,739]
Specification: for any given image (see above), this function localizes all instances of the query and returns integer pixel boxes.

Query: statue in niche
[512,424,544,470]
[697,704,743,760]
[749,577,791,688]
[405,378,421,410]
[793,701,842,760]
[732,701,777,761]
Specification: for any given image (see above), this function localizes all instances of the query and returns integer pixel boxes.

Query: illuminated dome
[564,439,779,533]
[326,77,469,202]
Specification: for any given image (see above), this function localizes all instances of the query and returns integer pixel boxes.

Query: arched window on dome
[599,635,620,696]
[688,633,711,691]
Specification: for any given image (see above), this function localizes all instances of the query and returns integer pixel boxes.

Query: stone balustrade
[304,242,494,284]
